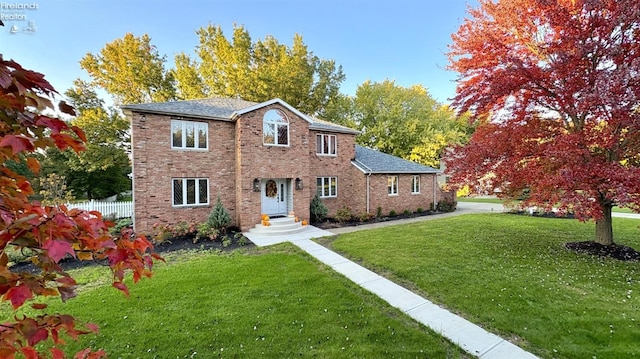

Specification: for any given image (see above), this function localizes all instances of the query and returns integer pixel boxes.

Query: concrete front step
[249,216,311,236]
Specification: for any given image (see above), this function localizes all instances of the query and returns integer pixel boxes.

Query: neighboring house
[122,97,454,233]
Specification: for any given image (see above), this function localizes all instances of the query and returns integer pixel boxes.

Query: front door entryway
[261,179,288,216]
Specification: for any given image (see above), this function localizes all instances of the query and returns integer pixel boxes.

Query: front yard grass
[11,245,467,358]
[328,214,640,359]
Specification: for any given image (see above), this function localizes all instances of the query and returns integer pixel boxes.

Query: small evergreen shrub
[310,194,328,223]
[436,199,456,212]
[389,210,397,217]
[208,195,231,231]
[416,207,424,213]
[335,206,354,223]
[403,209,411,216]
[376,207,383,218]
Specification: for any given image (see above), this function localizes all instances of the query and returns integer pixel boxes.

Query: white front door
[261,179,288,216]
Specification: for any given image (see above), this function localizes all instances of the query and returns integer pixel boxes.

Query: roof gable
[232,98,312,124]
[353,145,440,174]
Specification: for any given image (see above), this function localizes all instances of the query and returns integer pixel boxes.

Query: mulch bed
[314,210,444,229]
[10,229,255,274]
[565,241,640,262]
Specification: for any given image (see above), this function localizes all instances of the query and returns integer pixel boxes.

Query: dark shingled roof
[121,97,359,134]
[121,98,259,120]
[353,145,440,174]
[308,116,360,134]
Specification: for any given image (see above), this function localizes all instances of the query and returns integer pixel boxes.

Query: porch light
[253,178,261,192]
[295,177,303,190]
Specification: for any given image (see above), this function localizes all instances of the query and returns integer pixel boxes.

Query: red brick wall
[308,131,360,217]
[365,173,442,217]
[130,112,237,234]
[234,105,313,230]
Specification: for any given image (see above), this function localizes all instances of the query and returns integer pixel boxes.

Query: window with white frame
[263,109,289,146]
[171,120,208,150]
[316,134,337,155]
[316,177,337,198]
[388,176,398,196]
[172,178,209,206]
[412,175,420,194]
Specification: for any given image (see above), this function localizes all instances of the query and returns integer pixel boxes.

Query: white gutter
[433,174,438,210]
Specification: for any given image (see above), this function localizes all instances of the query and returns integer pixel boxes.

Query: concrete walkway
[245,203,539,358]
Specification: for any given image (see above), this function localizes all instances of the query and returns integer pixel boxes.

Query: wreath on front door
[265,180,277,198]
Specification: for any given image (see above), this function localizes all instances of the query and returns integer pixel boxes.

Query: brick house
[122,97,453,234]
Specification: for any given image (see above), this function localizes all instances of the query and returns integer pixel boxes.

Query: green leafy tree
[173,52,207,99]
[41,80,131,199]
[0,54,159,358]
[174,24,345,115]
[39,173,75,205]
[325,80,472,167]
[80,33,176,105]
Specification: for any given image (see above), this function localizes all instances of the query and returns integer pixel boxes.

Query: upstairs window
[316,134,337,155]
[263,109,289,146]
[172,120,208,150]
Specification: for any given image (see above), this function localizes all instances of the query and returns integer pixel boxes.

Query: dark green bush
[310,194,328,223]
[389,210,397,217]
[436,199,456,212]
[208,195,231,231]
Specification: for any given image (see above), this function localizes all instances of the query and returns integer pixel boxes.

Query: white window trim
[316,134,337,156]
[412,175,420,194]
[317,176,337,198]
[263,110,290,147]
[388,176,399,196]
[172,178,209,207]
[171,119,208,151]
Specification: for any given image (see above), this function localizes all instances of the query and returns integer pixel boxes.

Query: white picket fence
[66,200,133,219]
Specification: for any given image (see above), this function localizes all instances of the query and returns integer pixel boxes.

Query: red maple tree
[444,0,640,246]
[0,55,161,357]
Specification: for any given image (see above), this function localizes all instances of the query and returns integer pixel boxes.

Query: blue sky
[2,0,477,104]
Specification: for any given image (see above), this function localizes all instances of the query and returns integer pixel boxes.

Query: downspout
[433,173,438,210]
[355,159,374,214]
[366,173,371,213]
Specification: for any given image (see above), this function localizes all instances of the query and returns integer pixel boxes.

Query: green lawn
[328,214,640,359]
[10,246,467,358]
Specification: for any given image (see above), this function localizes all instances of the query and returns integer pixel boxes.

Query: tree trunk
[595,202,614,246]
